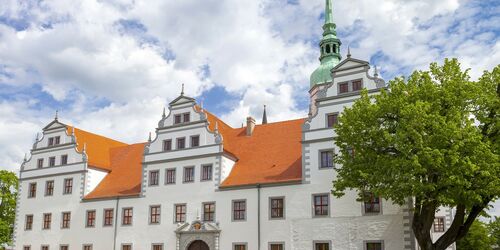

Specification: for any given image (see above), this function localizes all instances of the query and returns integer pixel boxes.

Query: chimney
[246,116,256,136]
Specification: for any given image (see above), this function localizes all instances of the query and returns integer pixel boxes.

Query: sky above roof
[0,0,499,213]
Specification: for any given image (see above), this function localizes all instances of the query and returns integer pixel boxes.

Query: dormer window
[48,138,54,146]
[55,136,60,145]
[174,115,182,124]
[183,113,190,123]
[174,113,190,125]
[338,79,364,94]
[339,82,349,94]
[352,80,362,91]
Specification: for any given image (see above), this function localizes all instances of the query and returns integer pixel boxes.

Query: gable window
[183,113,190,123]
[175,204,186,223]
[314,242,330,250]
[45,180,54,196]
[122,245,132,250]
[60,245,68,250]
[28,183,36,198]
[63,178,73,194]
[364,192,381,214]
[25,214,33,230]
[37,159,44,168]
[201,164,212,181]
[55,136,60,145]
[365,241,383,250]
[61,212,71,229]
[327,113,338,127]
[23,246,31,250]
[86,210,96,227]
[270,243,284,250]
[191,135,200,147]
[233,200,246,221]
[122,208,133,225]
[177,137,186,149]
[270,197,285,219]
[174,114,182,124]
[313,194,329,217]
[165,169,176,184]
[42,246,49,250]
[104,209,114,226]
[203,202,215,222]
[43,213,52,229]
[352,80,363,91]
[152,244,163,250]
[434,217,445,232]
[339,82,349,94]
[83,245,93,250]
[163,140,172,151]
[61,155,68,165]
[183,167,194,183]
[149,170,159,186]
[49,156,56,167]
[48,137,54,146]
[234,244,247,250]
[150,205,161,224]
[320,151,334,169]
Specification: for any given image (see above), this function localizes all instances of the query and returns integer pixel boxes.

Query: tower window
[326,44,331,53]
[333,44,337,53]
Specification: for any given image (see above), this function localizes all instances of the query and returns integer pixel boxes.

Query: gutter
[113,197,120,250]
[257,184,261,250]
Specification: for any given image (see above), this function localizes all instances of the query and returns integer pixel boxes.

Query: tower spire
[325,0,334,25]
[262,105,268,124]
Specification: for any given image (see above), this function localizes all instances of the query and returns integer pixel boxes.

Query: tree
[0,170,18,246]
[488,217,500,249]
[456,220,494,250]
[332,59,500,250]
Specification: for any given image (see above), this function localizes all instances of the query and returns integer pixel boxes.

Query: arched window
[332,44,337,53]
[326,44,331,53]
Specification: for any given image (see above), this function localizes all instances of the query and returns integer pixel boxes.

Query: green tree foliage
[457,220,494,250]
[333,59,500,250]
[488,217,500,249]
[0,170,18,246]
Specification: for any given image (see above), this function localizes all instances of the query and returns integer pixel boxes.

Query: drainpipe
[257,184,261,250]
[113,197,120,250]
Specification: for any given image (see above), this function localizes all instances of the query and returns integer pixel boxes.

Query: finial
[181,83,185,96]
[214,121,219,132]
[55,110,58,120]
[23,153,27,162]
[347,46,351,58]
[148,132,152,142]
[374,65,379,77]
[71,126,75,135]
[162,107,166,119]
[262,104,268,125]
[83,143,87,153]
[200,100,204,111]
[35,132,40,142]
[196,209,200,220]
[241,123,244,128]
[324,0,334,25]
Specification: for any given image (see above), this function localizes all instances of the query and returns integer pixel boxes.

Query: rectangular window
[49,156,56,167]
[152,244,163,250]
[42,246,49,250]
[61,155,68,165]
[270,244,284,250]
[37,159,44,168]
[25,215,33,230]
[150,205,161,224]
[174,114,182,124]
[23,246,30,250]
[313,194,329,216]
[270,197,284,219]
[28,183,36,198]
[315,242,330,250]
[149,170,159,186]
[45,180,54,196]
[86,210,96,227]
[104,209,114,226]
[364,192,381,214]
[48,137,54,146]
[177,137,186,149]
[352,80,363,91]
[61,212,71,229]
[175,204,186,223]
[165,169,176,184]
[327,113,338,127]
[83,245,93,250]
[43,213,52,229]
[122,245,132,250]
[60,245,68,250]
[203,203,215,222]
[63,178,73,194]
[55,136,60,145]
[183,167,194,183]
[183,113,190,123]
[191,135,200,147]
[234,244,246,250]
[163,140,172,151]
[339,82,349,94]
[434,217,445,232]
[201,164,212,181]
[365,242,383,250]
[320,151,334,169]
[233,200,246,221]
[122,208,133,225]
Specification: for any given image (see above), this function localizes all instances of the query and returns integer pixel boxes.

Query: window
[150,205,161,224]
[339,82,349,94]
[23,246,30,250]
[183,113,190,123]
[43,213,52,229]
[352,80,363,91]
[49,156,56,167]
[63,178,73,194]
[365,241,383,250]
[61,212,71,229]
[201,164,212,181]
[326,44,331,53]
[313,194,329,217]
[234,244,247,250]
[183,167,194,183]
[175,204,186,223]
[61,155,68,165]
[45,180,54,196]
[315,242,330,250]
[233,200,246,221]
[104,209,114,226]
[28,183,36,198]
[165,169,176,184]
[270,197,284,219]
[86,210,96,227]
[122,245,132,250]
[203,203,215,222]
[122,208,133,225]
[174,114,182,124]
[83,245,93,250]
[55,136,60,145]
[60,245,68,250]
[320,151,334,169]
[163,140,172,151]
[191,135,200,147]
[149,170,159,186]
[37,159,43,168]
[42,246,49,250]
[326,113,338,127]
[434,217,445,232]
[48,137,54,146]
[25,215,33,230]
[152,244,163,250]
[364,192,381,214]
[270,243,284,250]
[177,137,186,149]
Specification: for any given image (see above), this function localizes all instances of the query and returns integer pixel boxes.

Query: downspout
[257,184,261,250]
[113,197,120,250]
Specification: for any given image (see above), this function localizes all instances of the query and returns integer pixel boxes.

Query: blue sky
[0,0,499,212]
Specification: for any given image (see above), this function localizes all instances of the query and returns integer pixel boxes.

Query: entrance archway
[187,240,209,250]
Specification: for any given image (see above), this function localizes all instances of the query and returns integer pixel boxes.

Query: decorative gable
[332,57,370,73]
[42,119,67,131]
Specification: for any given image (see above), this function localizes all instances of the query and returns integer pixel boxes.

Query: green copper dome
[310,0,342,88]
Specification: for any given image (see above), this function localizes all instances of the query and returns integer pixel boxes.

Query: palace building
[13,1,453,250]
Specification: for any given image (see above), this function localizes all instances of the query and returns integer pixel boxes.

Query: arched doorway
[187,240,209,250]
